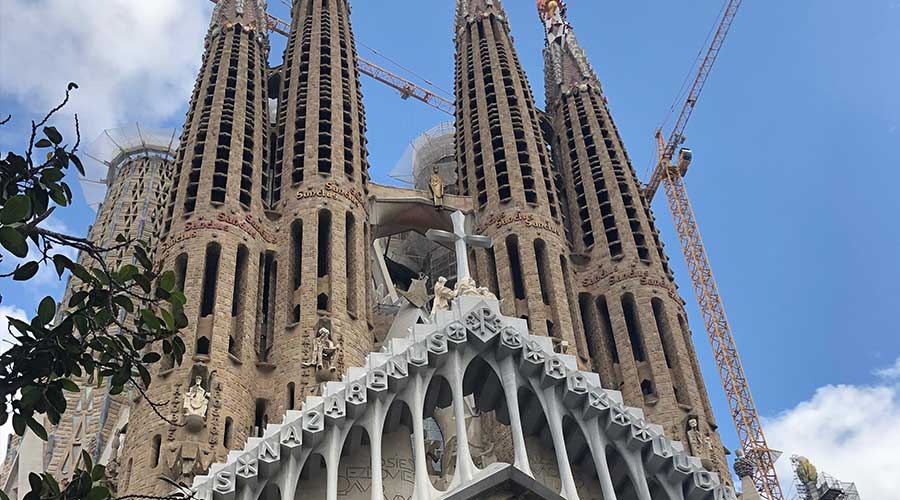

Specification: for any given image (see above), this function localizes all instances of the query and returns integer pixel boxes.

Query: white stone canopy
[189,296,736,500]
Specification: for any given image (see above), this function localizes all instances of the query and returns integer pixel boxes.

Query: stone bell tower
[268,0,372,396]
[538,0,730,482]
[453,0,587,366]
[120,0,272,494]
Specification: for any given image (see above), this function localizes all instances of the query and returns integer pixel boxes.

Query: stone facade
[2,0,739,497]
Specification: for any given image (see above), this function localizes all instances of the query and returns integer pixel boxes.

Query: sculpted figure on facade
[304,326,338,381]
[429,165,445,208]
[183,377,209,419]
[431,277,457,317]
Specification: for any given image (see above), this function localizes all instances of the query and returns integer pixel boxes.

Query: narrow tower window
[287,382,296,411]
[200,243,221,317]
[621,293,646,362]
[596,295,619,363]
[174,253,188,292]
[533,239,552,305]
[151,434,161,468]
[505,235,526,300]
[345,212,358,315]
[223,417,233,448]
[256,251,277,361]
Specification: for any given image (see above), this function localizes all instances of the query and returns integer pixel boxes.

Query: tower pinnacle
[537,0,601,107]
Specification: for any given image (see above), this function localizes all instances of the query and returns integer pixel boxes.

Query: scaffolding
[389,122,457,191]
[790,455,861,500]
[81,124,178,211]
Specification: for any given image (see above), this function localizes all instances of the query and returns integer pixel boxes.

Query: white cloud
[874,356,900,380]
[764,360,900,499]
[0,0,211,147]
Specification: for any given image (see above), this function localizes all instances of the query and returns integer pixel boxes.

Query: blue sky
[2,0,899,494]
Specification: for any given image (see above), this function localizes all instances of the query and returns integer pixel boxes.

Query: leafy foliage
[0,86,188,500]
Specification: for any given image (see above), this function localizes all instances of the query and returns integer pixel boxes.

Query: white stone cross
[426,211,492,282]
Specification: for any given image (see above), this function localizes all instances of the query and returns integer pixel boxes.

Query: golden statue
[796,456,818,485]
[429,165,445,208]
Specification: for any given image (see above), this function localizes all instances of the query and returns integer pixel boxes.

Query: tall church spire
[123,0,274,494]
[538,0,732,485]
[453,0,587,366]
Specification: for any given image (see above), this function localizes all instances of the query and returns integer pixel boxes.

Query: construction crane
[208,0,454,116]
[643,1,785,498]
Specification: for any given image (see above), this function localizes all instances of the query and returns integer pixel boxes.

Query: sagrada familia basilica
[2,0,770,499]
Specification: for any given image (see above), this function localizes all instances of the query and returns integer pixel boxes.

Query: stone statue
[429,165,445,208]
[796,456,818,485]
[687,417,704,456]
[183,377,209,419]
[431,277,457,317]
[454,276,479,297]
[304,326,338,381]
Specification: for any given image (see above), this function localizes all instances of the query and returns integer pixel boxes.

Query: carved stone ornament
[183,377,209,422]
[431,276,457,317]
[303,326,338,382]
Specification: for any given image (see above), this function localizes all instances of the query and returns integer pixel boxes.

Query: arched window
[196,336,210,356]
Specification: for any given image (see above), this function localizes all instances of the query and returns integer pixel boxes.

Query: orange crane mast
[209,0,454,116]
[644,1,785,498]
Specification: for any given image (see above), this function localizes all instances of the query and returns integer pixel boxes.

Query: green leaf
[25,417,47,441]
[158,270,176,292]
[118,264,138,282]
[1,194,31,223]
[27,188,49,217]
[142,352,161,364]
[37,296,56,324]
[70,153,85,176]
[12,414,25,436]
[90,464,105,482]
[40,168,64,183]
[86,485,109,500]
[52,254,73,277]
[140,309,160,330]
[12,261,39,281]
[61,379,79,392]
[34,138,53,148]
[43,126,63,144]
[69,290,88,307]
[28,473,42,494]
[112,295,134,313]
[0,226,28,258]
